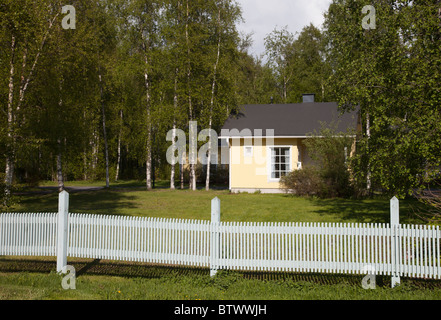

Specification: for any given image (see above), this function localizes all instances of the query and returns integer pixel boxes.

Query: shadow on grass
[2,257,441,290]
[68,190,139,216]
[308,197,390,224]
[10,189,140,216]
[0,257,208,280]
[307,196,428,224]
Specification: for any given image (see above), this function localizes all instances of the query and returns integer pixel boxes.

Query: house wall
[229,138,301,193]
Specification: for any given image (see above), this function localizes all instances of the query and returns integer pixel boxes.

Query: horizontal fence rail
[1,193,440,287]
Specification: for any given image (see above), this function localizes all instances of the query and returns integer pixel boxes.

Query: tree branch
[18,13,60,108]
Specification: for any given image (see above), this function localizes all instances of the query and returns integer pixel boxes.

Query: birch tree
[1,0,60,204]
[324,0,441,197]
[93,1,118,188]
[264,26,296,103]
[161,0,187,190]
[203,0,241,190]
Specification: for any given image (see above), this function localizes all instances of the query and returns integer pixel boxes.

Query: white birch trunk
[83,149,88,180]
[170,126,176,190]
[140,30,153,191]
[99,74,110,188]
[205,118,213,191]
[205,8,222,191]
[115,134,121,182]
[92,130,99,178]
[283,76,287,103]
[82,110,88,180]
[115,110,123,182]
[366,112,371,191]
[57,139,64,192]
[145,64,152,191]
[4,34,16,205]
[185,0,197,191]
[180,152,185,190]
[146,135,152,190]
[57,82,65,193]
[170,68,179,190]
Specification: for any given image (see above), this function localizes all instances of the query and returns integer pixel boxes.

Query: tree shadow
[72,259,209,279]
[12,189,140,217]
[1,257,440,290]
[68,189,139,216]
[307,196,427,224]
[309,197,390,224]
[0,257,209,280]
[240,269,385,287]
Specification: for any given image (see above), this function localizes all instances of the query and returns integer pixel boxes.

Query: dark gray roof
[220,102,359,137]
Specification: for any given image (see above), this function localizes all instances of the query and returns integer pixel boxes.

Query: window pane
[270,147,290,179]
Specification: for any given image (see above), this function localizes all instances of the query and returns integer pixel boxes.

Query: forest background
[1,0,440,206]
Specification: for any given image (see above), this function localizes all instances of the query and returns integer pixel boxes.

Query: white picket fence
[1,191,440,287]
[0,212,58,257]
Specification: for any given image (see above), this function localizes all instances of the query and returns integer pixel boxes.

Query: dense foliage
[280,124,356,198]
[1,0,440,206]
[324,0,441,198]
[0,0,328,202]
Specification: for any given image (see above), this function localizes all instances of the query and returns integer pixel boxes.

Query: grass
[1,180,438,301]
[7,180,427,224]
[1,256,441,300]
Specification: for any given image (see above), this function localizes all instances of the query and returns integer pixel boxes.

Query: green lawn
[1,257,441,300]
[8,180,426,224]
[1,181,438,301]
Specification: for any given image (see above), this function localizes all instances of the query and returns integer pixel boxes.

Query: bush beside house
[280,124,356,198]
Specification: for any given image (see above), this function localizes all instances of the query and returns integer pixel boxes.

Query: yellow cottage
[219,94,359,193]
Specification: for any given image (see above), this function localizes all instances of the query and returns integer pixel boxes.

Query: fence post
[390,196,401,288]
[57,190,69,273]
[210,197,221,277]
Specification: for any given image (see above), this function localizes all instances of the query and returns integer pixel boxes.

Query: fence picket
[435,226,441,279]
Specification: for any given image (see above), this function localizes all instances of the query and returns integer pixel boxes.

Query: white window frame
[267,146,292,182]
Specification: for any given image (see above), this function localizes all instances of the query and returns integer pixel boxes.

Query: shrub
[281,122,356,198]
[281,165,353,198]
[414,184,441,225]
[280,166,322,197]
